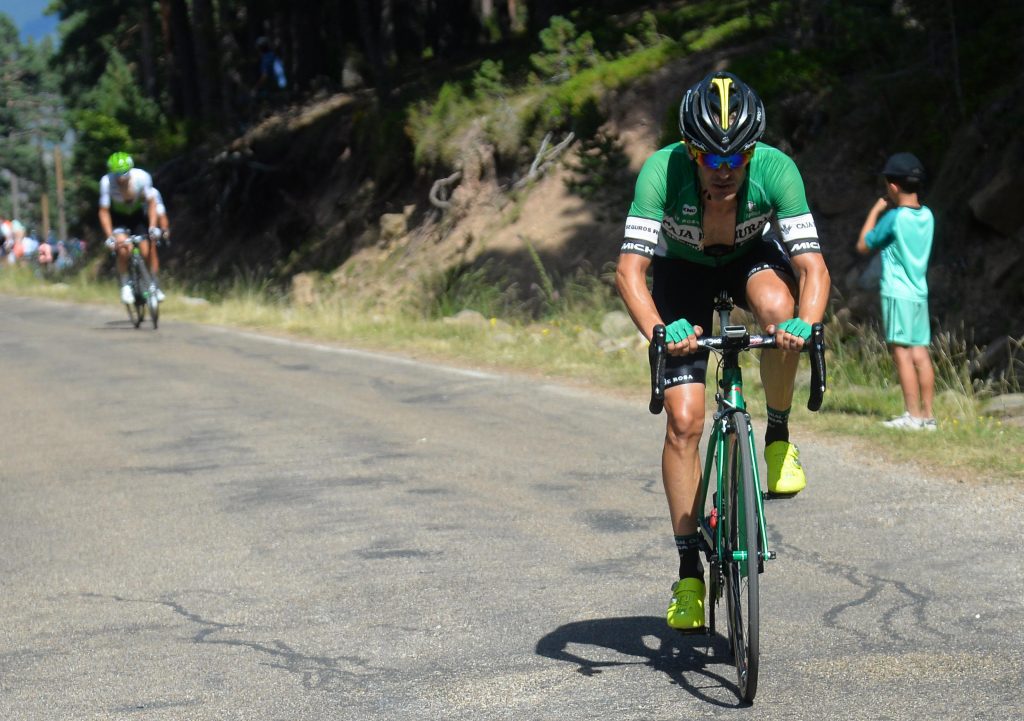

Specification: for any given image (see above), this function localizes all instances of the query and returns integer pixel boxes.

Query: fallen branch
[429,170,463,210]
[513,131,575,189]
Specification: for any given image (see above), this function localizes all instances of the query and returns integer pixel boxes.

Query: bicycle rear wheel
[724,412,760,702]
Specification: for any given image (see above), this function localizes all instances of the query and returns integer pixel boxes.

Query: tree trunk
[158,0,201,122]
[138,3,158,101]
[355,0,388,92]
[217,0,242,128]
[192,0,221,123]
[380,0,397,68]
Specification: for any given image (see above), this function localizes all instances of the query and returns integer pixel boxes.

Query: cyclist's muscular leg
[745,269,807,494]
[745,269,799,410]
[663,382,708,629]
[662,383,706,534]
[113,233,131,276]
[141,239,160,275]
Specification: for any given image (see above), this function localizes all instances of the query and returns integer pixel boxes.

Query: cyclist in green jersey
[616,72,831,630]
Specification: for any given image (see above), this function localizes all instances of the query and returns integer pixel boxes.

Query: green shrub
[419,262,520,319]
[530,16,599,82]
[472,60,506,99]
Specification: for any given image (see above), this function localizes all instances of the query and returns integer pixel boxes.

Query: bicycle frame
[696,358,771,577]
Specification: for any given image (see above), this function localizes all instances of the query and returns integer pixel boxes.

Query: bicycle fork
[696,412,776,574]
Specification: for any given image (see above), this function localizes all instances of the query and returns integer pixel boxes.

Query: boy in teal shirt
[856,152,937,430]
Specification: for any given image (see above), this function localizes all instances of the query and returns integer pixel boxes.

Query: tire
[149,293,159,329]
[128,263,145,328]
[133,257,159,330]
[724,411,760,702]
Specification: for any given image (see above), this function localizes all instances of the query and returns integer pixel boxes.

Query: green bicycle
[648,291,826,703]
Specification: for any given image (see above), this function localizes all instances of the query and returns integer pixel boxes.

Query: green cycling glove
[778,317,812,341]
[665,318,696,345]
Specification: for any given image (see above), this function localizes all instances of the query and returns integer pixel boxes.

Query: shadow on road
[536,615,745,707]
[99,319,156,331]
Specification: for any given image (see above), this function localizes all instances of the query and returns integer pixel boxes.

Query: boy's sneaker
[882,412,923,430]
[919,417,938,431]
[667,577,706,630]
[120,284,134,304]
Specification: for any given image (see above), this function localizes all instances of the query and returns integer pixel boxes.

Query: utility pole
[54,146,67,241]
[40,193,50,240]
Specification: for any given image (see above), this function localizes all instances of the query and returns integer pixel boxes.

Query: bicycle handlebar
[648,322,827,415]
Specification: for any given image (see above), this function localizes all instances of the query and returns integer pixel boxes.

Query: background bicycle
[121,234,160,329]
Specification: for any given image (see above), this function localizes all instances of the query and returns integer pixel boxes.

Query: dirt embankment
[157,60,1024,377]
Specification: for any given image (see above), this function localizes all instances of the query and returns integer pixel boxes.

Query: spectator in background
[5,219,26,264]
[856,152,937,431]
[18,228,38,259]
[37,231,55,267]
[0,218,10,259]
[253,36,287,105]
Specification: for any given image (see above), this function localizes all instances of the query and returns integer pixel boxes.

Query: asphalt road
[1,295,1021,720]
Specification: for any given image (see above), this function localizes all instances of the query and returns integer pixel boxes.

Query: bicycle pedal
[765,490,800,500]
[674,626,711,637]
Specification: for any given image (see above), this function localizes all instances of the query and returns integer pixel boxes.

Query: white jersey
[99,168,156,216]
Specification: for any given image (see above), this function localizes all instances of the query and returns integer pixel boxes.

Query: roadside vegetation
[3,263,1020,484]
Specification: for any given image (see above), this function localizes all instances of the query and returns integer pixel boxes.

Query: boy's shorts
[881,295,931,346]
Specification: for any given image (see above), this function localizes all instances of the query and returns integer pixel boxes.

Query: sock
[675,533,704,580]
[765,406,791,446]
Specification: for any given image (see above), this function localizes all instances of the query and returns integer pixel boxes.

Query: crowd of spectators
[1,217,86,272]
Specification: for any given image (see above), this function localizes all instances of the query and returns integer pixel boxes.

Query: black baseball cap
[882,152,925,182]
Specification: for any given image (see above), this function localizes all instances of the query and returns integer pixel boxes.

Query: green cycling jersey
[622,141,820,266]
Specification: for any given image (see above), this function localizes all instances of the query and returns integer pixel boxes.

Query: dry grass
[3,266,1021,484]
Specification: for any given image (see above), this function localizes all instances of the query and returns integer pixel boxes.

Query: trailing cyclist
[97,152,166,305]
[615,72,830,630]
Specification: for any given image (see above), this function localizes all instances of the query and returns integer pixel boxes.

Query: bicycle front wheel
[149,292,159,329]
[126,277,144,328]
[724,411,760,702]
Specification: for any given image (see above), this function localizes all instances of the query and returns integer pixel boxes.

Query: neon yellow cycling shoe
[764,440,806,495]
[667,577,705,630]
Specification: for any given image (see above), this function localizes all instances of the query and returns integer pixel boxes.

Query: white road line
[205,325,501,380]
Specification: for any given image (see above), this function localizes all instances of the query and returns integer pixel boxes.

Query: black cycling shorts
[652,237,796,388]
[108,209,148,236]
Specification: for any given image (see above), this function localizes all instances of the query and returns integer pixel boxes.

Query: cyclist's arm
[615,252,661,342]
[768,250,829,352]
[615,252,702,355]
[98,207,113,239]
[98,175,114,238]
[146,193,159,231]
[153,188,171,233]
[791,250,830,326]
